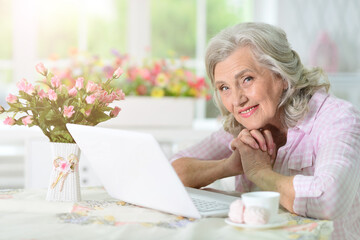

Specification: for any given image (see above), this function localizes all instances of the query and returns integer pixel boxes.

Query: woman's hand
[235,139,272,181]
[231,129,274,181]
[231,128,276,160]
[231,128,295,213]
[223,148,243,176]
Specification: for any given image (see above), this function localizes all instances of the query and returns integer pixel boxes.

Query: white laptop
[66,124,238,219]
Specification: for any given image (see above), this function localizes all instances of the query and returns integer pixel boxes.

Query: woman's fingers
[238,129,259,149]
[242,135,260,149]
[237,128,276,156]
[230,139,238,151]
[238,128,276,156]
[249,129,267,151]
[271,143,277,160]
[263,129,275,156]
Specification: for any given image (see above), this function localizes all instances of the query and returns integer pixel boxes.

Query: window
[0,0,12,60]
[87,0,128,58]
[0,0,13,106]
[206,0,253,41]
[150,0,252,59]
[3,0,253,118]
[151,0,197,58]
[150,0,253,118]
[37,0,79,59]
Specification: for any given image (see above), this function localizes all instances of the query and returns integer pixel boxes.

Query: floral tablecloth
[0,187,333,240]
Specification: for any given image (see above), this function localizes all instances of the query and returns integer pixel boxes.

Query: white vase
[46,142,81,202]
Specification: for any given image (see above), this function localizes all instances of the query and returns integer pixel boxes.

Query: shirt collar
[294,89,329,134]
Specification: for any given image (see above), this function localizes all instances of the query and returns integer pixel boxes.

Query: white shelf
[0,145,24,157]
[0,163,24,174]
[0,177,24,189]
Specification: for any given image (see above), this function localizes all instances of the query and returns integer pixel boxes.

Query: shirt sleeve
[293,110,360,220]
[169,128,234,163]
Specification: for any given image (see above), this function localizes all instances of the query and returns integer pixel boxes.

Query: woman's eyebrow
[214,80,226,86]
[234,68,253,80]
[214,68,254,85]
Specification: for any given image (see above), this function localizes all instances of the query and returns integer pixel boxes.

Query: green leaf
[45,110,57,121]
[80,108,86,115]
[50,130,75,143]
[7,102,24,109]
[87,108,111,124]
[63,98,74,106]
[36,80,51,88]
[48,125,75,143]
[18,91,34,101]
[98,106,113,112]
[73,112,84,123]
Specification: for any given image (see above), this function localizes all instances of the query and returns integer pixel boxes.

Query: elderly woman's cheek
[221,96,233,113]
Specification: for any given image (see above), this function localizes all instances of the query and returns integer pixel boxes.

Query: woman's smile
[238,104,259,118]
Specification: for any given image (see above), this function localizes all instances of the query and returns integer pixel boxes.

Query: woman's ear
[275,73,288,91]
[283,78,289,91]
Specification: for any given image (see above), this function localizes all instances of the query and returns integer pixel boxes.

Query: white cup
[241,191,280,222]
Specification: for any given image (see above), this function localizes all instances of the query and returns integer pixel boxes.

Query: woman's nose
[233,90,247,106]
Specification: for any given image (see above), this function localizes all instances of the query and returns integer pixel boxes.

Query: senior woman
[170,22,360,240]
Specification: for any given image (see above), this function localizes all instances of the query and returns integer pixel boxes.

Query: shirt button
[315,190,322,196]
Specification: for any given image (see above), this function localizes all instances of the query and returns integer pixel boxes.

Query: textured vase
[46,142,81,202]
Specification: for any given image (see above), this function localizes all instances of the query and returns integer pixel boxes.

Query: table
[0,187,333,240]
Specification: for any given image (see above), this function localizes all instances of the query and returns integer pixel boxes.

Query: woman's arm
[250,168,295,213]
[170,128,237,188]
[233,137,296,213]
[291,116,360,220]
[172,150,243,188]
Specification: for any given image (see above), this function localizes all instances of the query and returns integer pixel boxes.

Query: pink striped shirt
[171,90,360,240]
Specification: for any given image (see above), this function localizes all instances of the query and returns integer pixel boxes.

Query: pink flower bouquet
[0,63,125,143]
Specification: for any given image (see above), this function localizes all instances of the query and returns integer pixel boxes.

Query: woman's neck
[266,108,288,149]
[263,123,288,150]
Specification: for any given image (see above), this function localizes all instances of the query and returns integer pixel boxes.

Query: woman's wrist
[249,168,277,191]
[222,151,243,177]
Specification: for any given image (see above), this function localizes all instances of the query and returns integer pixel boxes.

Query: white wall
[254,0,360,72]
[253,0,360,110]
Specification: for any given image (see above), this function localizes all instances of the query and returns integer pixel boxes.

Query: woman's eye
[243,76,253,83]
[219,86,229,91]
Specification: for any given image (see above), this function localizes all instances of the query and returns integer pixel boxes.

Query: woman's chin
[242,125,264,131]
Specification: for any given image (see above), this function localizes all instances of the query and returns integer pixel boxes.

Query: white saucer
[225,215,288,229]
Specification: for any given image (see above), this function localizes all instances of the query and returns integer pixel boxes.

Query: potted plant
[0,63,125,201]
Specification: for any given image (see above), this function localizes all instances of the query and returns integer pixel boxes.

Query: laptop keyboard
[191,197,229,213]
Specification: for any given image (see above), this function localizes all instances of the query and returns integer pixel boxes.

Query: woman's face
[214,47,287,130]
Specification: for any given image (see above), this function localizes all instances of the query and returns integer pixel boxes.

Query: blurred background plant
[49,48,212,99]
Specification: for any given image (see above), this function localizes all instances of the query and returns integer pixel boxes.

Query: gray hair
[205,22,330,136]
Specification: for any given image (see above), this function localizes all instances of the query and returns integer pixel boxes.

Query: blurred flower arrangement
[49,49,211,99]
[0,63,125,143]
[121,57,211,99]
